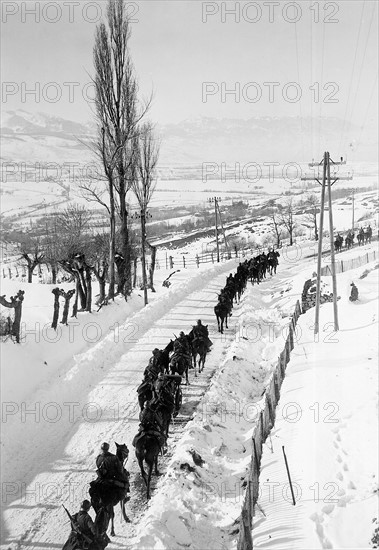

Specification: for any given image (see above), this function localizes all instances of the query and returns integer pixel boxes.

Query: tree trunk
[13,301,23,343]
[51,288,60,330]
[133,257,137,288]
[76,269,87,310]
[61,289,75,325]
[27,264,33,283]
[51,265,57,284]
[108,184,116,300]
[85,267,92,313]
[72,279,80,318]
[146,241,156,292]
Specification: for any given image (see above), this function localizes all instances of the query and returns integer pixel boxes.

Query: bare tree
[268,207,283,248]
[89,0,150,300]
[131,122,160,304]
[17,234,45,283]
[302,194,319,241]
[280,197,297,246]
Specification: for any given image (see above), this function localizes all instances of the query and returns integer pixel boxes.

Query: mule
[191,336,207,376]
[89,443,130,538]
[214,301,230,334]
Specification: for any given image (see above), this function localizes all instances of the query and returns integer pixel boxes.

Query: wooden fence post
[169,256,173,269]
[196,255,200,268]
[183,256,186,268]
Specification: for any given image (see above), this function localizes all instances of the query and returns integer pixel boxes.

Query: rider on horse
[173,332,192,361]
[144,348,162,379]
[132,399,166,449]
[189,320,213,352]
[95,443,129,489]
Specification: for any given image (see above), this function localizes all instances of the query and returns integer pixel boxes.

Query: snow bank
[130,286,295,550]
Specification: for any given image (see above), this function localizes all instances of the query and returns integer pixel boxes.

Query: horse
[190,336,208,376]
[345,233,354,249]
[334,235,343,252]
[357,229,365,246]
[214,301,231,334]
[137,377,155,412]
[169,351,190,385]
[89,443,130,538]
[365,226,372,244]
[134,398,172,500]
[160,340,174,374]
[267,251,280,275]
[134,432,163,500]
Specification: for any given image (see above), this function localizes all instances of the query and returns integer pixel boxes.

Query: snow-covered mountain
[1,109,377,165]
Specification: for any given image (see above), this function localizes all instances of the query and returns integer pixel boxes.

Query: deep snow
[0,237,378,550]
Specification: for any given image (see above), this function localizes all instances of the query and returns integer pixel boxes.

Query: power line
[338,1,366,152]
[356,72,378,151]
[294,19,305,160]
[345,1,376,144]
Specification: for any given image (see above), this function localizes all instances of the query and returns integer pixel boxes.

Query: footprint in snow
[336,471,343,481]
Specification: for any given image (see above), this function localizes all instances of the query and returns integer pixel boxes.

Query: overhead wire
[355,72,378,152]
[338,1,366,153]
[344,1,376,147]
[294,18,305,161]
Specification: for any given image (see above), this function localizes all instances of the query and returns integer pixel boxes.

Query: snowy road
[1,258,247,549]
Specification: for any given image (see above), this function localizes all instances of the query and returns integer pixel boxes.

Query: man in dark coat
[189,320,213,352]
[96,443,125,483]
[349,282,359,302]
[62,500,108,550]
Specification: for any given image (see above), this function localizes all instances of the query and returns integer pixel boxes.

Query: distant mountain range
[1,109,377,166]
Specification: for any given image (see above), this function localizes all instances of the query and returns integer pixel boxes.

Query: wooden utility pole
[301,153,352,335]
[209,197,221,262]
[216,200,229,256]
[326,156,339,331]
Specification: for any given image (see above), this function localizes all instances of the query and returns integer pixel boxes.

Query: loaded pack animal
[89,443,130,538]
[267,250,280,275]
[169,333,192,385]
[357,228,365,246]
[345,232,354,249]
[365,225,372,244]
[334,234,344,252]
[133,374,182,499]
[214,293,233,334]
[188,321,212,376]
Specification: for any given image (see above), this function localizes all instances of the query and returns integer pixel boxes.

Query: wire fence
[321,249,377,275]
[237,300,302,550]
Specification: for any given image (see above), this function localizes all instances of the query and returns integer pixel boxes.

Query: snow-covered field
[1,233,378,549]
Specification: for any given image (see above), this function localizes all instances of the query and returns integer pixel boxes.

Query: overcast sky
[1,0,378,151]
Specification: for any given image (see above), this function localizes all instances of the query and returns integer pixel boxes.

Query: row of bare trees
[80,0,160,304]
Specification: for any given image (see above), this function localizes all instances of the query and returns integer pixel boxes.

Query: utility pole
[301,153,352,335]
[216,199,229,256]
[208,197,221,262]
[132,209,152,306]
